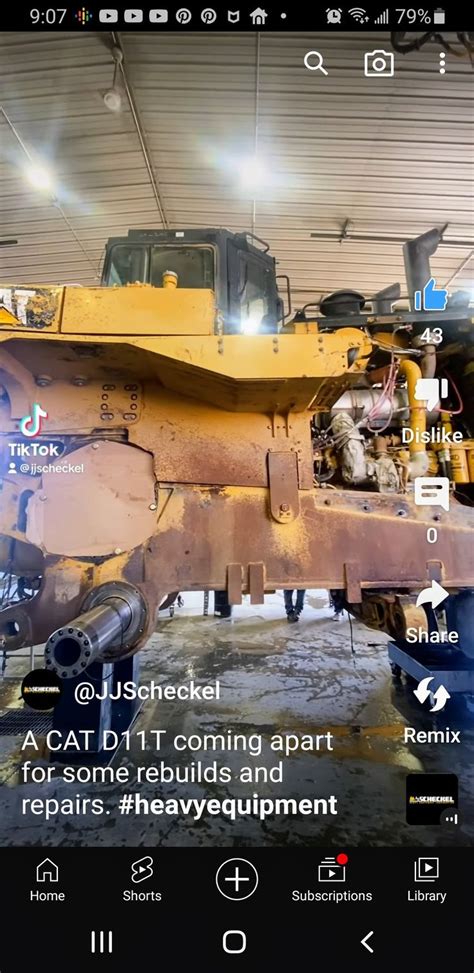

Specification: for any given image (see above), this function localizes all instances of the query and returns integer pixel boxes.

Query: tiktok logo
[19,403,48,438]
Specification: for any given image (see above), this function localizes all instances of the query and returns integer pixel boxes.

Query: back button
[361,931,374,954]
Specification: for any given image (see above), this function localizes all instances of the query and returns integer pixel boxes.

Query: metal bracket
[269,412,291,438]
[344,561,362,604]
[248,562,265,604]
[267,451,299,523]
[227,563,243,605]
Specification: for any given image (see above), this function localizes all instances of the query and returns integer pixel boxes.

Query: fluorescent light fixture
[25,164,54,193]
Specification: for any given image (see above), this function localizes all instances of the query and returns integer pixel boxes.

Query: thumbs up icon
[414,277,448,312]
[20,403,48,438]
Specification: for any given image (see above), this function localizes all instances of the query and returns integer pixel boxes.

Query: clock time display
[30,9,68,24]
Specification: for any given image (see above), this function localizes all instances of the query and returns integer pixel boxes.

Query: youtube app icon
[125,9,144,22]
[99,9,118,22]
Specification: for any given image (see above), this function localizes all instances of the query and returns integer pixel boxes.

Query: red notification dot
[336,853,348,865]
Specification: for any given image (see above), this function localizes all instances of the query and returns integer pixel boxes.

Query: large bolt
[280,503,289,512]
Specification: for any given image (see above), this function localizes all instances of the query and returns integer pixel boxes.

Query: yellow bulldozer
[0,226,473,679]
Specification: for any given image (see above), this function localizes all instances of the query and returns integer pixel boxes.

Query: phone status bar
[5,6,469,31]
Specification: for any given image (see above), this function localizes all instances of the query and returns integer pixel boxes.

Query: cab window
[107,246,146,285]
[150,246,214,288]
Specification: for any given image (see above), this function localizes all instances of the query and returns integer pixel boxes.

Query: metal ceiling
[0,30,473,307]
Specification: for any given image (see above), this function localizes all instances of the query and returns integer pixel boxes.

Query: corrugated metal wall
[0,30,473,305]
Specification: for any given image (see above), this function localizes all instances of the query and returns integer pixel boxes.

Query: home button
[223,930,246,955]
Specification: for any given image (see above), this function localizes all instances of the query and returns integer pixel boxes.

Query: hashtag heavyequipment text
[119,794,134,814]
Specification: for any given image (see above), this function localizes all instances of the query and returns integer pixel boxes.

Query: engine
[313,367,473,495]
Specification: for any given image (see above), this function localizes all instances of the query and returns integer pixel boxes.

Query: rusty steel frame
[0,304,473,654]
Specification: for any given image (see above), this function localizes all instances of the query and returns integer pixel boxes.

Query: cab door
[227,241,278,334]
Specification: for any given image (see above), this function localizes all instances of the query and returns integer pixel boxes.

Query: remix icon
[75,7,92,23]
[413,676,450,713]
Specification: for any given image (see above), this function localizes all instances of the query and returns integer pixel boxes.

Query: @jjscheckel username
[73,679,222,705]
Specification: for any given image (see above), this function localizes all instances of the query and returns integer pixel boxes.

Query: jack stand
[52,654,141,764]
[388,640,474,697]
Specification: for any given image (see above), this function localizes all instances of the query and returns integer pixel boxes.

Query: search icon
[304,51,328,75]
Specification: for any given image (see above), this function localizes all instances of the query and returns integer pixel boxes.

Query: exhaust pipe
[372,283,401,315]
[44,582,146,678]
[403,227,443,311]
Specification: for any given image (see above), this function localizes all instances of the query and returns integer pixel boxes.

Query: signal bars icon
[375,8,389,23]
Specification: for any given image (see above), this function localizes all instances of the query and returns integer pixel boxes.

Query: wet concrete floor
[0,591,472,847]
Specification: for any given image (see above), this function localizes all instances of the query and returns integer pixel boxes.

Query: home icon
[250,7,268,25]
[37,858,59,883]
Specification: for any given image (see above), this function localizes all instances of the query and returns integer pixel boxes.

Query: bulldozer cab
[101,228,282,334]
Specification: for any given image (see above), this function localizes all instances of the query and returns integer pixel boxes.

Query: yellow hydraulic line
[399,359,426,454]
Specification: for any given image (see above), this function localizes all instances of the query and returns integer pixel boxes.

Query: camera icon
[364,49,394,77]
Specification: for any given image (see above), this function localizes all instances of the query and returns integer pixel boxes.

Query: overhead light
[239,155,266,193]
[104,46,123,113]
[25,164,54,193]
[103,88,122,112]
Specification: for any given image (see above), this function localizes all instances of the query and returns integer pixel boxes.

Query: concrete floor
[0,590,472,847]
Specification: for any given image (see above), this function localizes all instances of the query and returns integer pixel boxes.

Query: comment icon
[414,477,450,512]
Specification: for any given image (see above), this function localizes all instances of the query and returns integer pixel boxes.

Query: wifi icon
[349,7,368,21]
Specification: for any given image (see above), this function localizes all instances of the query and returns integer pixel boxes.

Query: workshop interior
[0,10,473,869]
